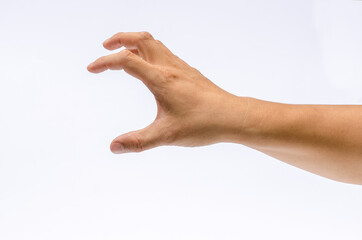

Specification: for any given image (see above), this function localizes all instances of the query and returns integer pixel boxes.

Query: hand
[87,32,247,154]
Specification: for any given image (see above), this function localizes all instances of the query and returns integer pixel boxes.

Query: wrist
[220,96,270,146]
[214,95,252,144]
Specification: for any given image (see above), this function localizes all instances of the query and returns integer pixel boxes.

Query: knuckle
[114,32,123,38]
[121,49,132,57]
[97,56,105,62]
[140,31,153,40]
[133,133,145,152]
[119,49,133,61]
[162,124,178,145]
[154,39,162,45]
[191,67,201,74]
[162,68,179,81]
[97,56,107,65]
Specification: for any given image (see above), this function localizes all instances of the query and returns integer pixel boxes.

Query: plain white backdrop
[0,0,362,239]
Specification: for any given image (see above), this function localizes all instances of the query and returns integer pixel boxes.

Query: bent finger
[87,49,158,84]
[102,31,173,63]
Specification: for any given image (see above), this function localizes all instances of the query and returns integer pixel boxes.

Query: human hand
[87,32,248,154]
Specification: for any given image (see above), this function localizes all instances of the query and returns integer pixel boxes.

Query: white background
[0,0,362,239]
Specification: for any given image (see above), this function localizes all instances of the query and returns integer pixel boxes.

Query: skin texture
[87,31,362,185]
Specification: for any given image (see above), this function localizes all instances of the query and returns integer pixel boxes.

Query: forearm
[228,97,362,184]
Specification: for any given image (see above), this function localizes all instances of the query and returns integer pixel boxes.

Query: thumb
[110,122,165,154]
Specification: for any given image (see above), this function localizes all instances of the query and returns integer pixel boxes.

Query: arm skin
[87,31,362,185]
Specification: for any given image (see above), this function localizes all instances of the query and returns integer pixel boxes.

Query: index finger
[87,49,158,86]
[103,31,154,51]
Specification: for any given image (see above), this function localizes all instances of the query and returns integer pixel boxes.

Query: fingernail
[87,63,94,70]
[103,38,110,45]
[111,142,125,154]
